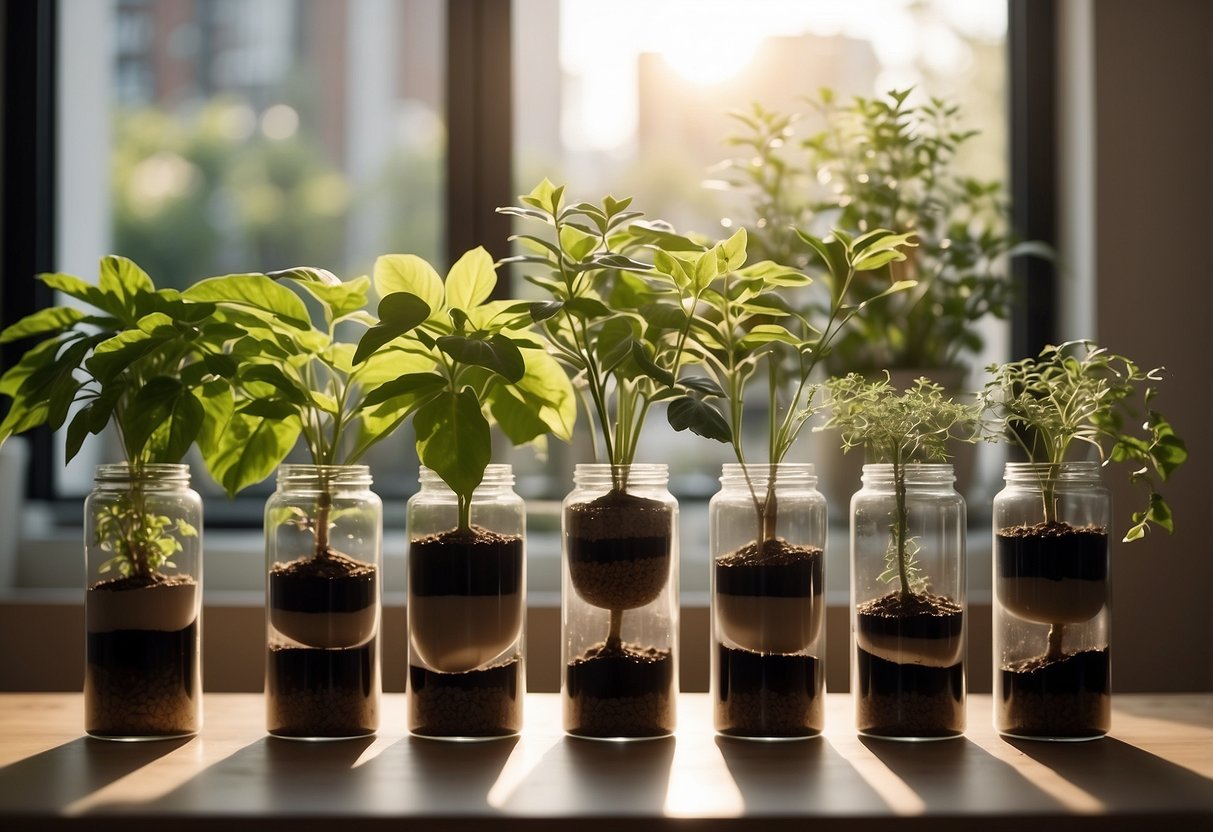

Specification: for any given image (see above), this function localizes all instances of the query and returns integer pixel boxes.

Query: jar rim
[419,464,515,486]
[572,462,669,486]
[1003,460,1103,481]
[860,462,955,484]
[94,463,190,483]
[276,464,372,487]
[720,462,817,485]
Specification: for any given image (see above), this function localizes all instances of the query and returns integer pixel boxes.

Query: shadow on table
[860,736,1068,814]
[715,735,886,815]
[493,735,676,815]
[1006,737,1213,815]
[398,734,521,812]
[0,736,189,813]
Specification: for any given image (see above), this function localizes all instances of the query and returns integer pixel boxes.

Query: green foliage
[719,89,1045,374]
[498,180,704,484]
[363,247,576,530]
[824,374,980,597]
[979,341,1187,541]
[0,256,235,578]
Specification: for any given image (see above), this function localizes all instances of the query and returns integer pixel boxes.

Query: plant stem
[606,608,623,652]
[893,457,911,601]
[457,493,472,533]
[1047,622,1065,661]
[314,470,332,559]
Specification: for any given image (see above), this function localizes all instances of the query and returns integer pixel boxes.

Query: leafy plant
[359,247,576,531]
[498,179,704,491]
[670,227,916,545]
[979,340,1187,542]
[824,374,981,599]
[718,88,1045,375]
[0,256,231,579]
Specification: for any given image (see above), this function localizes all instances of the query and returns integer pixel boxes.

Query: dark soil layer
[565,642,674,738]
[408,656,522,737]
[715,645,822,738]
[997,522,1107,580]
[715,539,823,597]
[409,527,523,595]
[998,648,1110,738]
[855,648,964,738]
[85,622,199,737]
[269,549,377,614]
[854,593,965,738]
[92,573,195,592]
[566,491,671,610]
[267,642,378,738]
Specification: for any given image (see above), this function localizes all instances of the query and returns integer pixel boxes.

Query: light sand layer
[716,593,823,655]
[998,576,1107,625]
[855,631,964,668]
[270,606,377,649]
[410,593,524,673]
[87,582,197,633]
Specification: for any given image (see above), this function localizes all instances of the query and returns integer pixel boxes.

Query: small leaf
[413,389,492,505]
[667,396,731,443]
[373,254,445,316]
[445,246,498,310]
[679,376,725,397]
[0,306,87,344]
[437,333,526,383]
[354,292,431,364]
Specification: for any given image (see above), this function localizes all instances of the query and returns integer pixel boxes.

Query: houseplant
[980,341,1186,739]
[718,88,1044,505]
[824,373,980,740]
[500,180,705,739]
[186,264,424,739]
[360,247,573,738]
[663,226,915,738]
[0,255,234,739]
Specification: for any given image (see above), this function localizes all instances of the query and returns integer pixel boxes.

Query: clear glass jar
[711,464,826,739]
[562,463,678,739]
[407,464,525,739]
[84,463,202,740]
[851,463,966,740]
[993,461,1110,740]
[265,464,381,740]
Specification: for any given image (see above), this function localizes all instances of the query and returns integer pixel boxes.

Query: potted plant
[662,227,914,739]
[0,255,234,739]
[500,180,708,739]
[980,341,1186,739]
[718,88,1046,506]
[187,264,430,739]
[824,373,980,740]
[359,247,574,739]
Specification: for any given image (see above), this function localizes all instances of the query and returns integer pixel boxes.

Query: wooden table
[1,693,1210,830]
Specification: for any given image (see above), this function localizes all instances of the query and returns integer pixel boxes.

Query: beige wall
[1089,0,1213,690]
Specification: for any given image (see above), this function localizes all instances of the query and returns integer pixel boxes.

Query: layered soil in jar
[715,644,822,739]
[408,527,524,673]
[997,523,1108,625]
[998,648,1110,739]
[855,591,964,739]
[85,574,199,738]
[267,549,379,738]
[409,656,522,738]
[565,642,674,738]
[715,539,823,655]
[566,491,671,610]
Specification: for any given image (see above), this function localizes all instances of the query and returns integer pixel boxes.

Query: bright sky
[559,0,1006,151]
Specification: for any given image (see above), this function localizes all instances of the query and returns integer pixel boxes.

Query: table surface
[1,693,1210,831]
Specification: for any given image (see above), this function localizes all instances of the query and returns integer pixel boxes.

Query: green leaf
[185,274,312,330]
[85,328,167,383]
[679,376,725,397]
[280,272,370,324]
[595,316,636,372]
[640,302,688,331]
[241,364,309,405]
[437,333,526,383]
[413,389,492,504]
[354,292,431,364]
[98,255,154,314]
[487,385,553,446]
[667,396,731,443]
[0,307,88,344]
[512,348,576,441]
[238,399,299,419]
[39,272,110,311]
[198,403,300,497]
[361,372,447,409]
[125,377,204,463]
[559,224,598,261]
[631,341,675,387]
[445,246,498,311]
[373,254,445,317]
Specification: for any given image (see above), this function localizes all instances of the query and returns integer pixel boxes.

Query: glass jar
[851,463,966,740]
[711,464,826,739]
[84,463,202,740]
[993,461,1110,740]
[407,464,525,739]
[265,464,381,740]
[562,463,678,739]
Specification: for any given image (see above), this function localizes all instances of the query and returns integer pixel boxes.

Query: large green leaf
[445,247,497,311]
[0,307,87,344]
[413,389,491,503]
[184,274,312,330]
[124,377,204,463]
[98,256,154,316]
[361,372,447,409]
[373,254,445,317]
[279,272,370,325]
[437,333,526,383]
[487,385,552,446]
[667,396,731,443]
[513,347,576,441]
[198,400,300,497]
[39,272,110,312]
[354,292,430,364]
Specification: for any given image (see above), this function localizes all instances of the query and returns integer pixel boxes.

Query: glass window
[55,0,446,502]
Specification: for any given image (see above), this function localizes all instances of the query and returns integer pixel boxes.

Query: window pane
[56,0,446,500]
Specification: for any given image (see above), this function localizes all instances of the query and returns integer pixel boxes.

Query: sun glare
[657,35,762,86]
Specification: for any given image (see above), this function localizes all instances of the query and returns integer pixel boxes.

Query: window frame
[1,0,1056,511]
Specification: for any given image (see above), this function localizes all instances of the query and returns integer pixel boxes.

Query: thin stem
[893,457,911,600]
[606,608,623,652]
[1047,623,1065,661]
